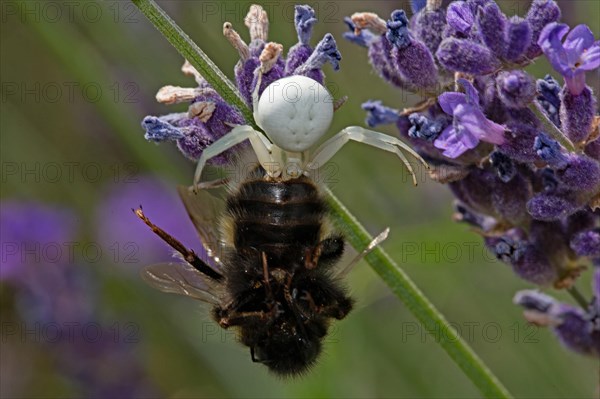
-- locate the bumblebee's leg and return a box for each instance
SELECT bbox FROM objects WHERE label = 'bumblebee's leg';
[306,126,428,186]
[193,125,273,189]
[133,207,223,281]
[217,310,270,328]
[336,228,390,278]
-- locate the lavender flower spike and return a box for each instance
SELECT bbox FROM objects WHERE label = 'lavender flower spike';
[436,37,499,75]
[539,23,600,95]
[433,79,505,158]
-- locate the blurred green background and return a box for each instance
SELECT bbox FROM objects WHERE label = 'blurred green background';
[1,0,599,398]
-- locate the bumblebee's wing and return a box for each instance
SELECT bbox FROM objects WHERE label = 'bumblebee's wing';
[177,184,227,269]
[141,262,223,305]
[334,228,390,278]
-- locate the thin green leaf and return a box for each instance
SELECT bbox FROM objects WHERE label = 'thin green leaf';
[131,1,513,397]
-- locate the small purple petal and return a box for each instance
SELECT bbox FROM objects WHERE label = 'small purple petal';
[453,104,505,145]
[438,92,467,115]
[539,22,571,75]
[436,37,500,75]
[362,101,400,127]
[564,24,596,55]
[434,125,478,158]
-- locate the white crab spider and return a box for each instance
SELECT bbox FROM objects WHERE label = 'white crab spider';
[193,72,428,188]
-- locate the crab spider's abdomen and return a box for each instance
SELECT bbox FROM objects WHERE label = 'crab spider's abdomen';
[255,75,334,152]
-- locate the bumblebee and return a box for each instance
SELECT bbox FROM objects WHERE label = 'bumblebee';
[136,73,425,376]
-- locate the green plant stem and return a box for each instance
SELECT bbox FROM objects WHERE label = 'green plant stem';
[325,188,511,398]
[131,1,512,397]
[529,103,576,152]
[567,286,590,310]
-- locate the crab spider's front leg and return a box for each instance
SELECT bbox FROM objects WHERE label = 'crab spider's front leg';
[306,126,429,186]
[193,125,274,189]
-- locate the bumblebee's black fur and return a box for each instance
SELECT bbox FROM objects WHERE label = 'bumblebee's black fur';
[209,175,353,376]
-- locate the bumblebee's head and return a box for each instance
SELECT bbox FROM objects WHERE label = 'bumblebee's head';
[252,323,324,377]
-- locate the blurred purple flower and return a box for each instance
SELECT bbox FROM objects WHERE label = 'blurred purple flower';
[95,176,205,268]
[0,201,77,282]
[434,79,505,158]
[539,23,600,95]
[514,287,600,357]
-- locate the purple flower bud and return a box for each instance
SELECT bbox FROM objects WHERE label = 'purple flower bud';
[554,307,600,356]
[537,75,562,127]
[570,229,600,257]
[446,1,474,35]
[450,168,496,215]
[560,86,597,144]
[476,2,507,58]
[235,57,261,105]
[381,10,439,90]
[514,290,600,357]
[295,33,341,82]
[504,17,532,62]
[585,138,600,161]
[497,122,538,162]
[492,173,532,225]
[525,0,561,59]
[555,155,600,192]
[343,17,375,47]
[410,7,447,53]
[294,5,316,46]
[367,38,411,89]
[285,6,317,76]
[436,37,500,75]
[362,101,400,127]
[488,229,556,285]
[490,151,516,182]
[534,133,568,167]
[141,116,227,164]
[408,113,445,141]
[527,190,580,221]
[386,10,411,49]
[496,70,536,108]
[142,115,185,142]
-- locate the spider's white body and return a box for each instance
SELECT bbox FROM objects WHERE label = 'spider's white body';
[193,73,427,188]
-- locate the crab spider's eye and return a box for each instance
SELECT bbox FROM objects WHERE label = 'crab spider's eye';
[255,75,334,152]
